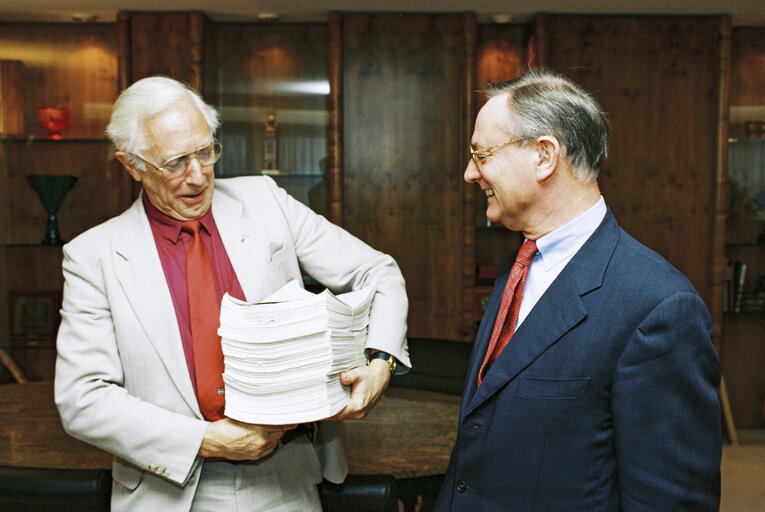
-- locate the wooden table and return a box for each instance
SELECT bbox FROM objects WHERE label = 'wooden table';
[0,382,460,478]
[344,386,461,478]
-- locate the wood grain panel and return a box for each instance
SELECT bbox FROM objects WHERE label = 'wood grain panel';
[537,15,723,312]
[128,13,208,91]
[0,60,24,135]
[460,15,476,339]
[342,14,469,340]
[722,313,765,427]
[328,13,344,226]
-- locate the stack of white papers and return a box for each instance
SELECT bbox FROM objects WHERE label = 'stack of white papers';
[218,280,375,424]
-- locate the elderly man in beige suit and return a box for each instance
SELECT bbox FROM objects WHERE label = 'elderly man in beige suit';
[54,76,410,511]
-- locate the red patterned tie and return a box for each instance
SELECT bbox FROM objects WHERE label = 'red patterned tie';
[478,240,537,385]
[182,220,225,421]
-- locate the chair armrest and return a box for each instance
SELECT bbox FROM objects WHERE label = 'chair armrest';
[318,474,398,512]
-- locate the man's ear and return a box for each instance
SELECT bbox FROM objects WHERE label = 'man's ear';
[534,136,560,182]
[115,151,143,183]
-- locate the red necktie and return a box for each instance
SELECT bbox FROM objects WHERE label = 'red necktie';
[478,240,537,385]
[182,220,225,421]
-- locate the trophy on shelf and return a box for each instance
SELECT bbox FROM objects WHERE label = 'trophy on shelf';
[27,174,77,245]
[262,112,280,175]
[36,106,71,140]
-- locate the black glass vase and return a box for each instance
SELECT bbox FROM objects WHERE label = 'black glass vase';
[27,175,78,245]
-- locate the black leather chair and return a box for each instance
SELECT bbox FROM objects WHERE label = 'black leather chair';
[319,474,398,512]
[0,466,398,512]
[389,338,472,512]
[0,466,111,512]
[390,338,472,396]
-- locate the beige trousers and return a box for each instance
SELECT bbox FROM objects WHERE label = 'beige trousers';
[191,438,323,512]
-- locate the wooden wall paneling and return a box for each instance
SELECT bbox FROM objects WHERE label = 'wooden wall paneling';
[125,12,208,91]
[342,13,470,341]
[534,15,724,318]
[460,15,476,339]
[328,13,344,226]
[0,60,24,135]
[722,312,765,427]
[712,18,732,354]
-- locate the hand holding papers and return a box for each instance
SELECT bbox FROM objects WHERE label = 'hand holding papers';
[218,280,374,425]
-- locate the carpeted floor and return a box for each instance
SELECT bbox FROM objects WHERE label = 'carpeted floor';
[721,429,765,512]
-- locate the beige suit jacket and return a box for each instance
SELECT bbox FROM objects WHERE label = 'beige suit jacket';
[54,176,409,511]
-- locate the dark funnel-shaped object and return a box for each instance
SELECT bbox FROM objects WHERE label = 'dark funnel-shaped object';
[27,174,78,245]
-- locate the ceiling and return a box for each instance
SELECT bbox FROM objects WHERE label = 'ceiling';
[2,0,765,25]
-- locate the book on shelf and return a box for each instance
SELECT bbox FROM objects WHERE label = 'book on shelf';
[734,261,747,313]
[724,259,748,313]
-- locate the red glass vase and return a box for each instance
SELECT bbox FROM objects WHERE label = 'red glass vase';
[36,106,71,140]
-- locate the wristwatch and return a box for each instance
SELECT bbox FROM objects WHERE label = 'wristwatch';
[367,351,397,374]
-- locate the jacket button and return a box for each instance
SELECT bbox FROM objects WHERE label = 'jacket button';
[457,480,467,493]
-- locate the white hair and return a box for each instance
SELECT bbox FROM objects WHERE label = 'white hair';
[106,76,219,170]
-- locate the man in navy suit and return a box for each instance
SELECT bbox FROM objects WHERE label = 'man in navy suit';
[435,68,721,511]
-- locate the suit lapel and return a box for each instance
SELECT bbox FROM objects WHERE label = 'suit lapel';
[211,190,268,302]
[113,198,200,415]
[464,211,620,416]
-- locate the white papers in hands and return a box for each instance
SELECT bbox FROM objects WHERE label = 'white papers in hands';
[218,279,374,424]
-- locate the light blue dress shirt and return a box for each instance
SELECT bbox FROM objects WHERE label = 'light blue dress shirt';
[517,197,607,327]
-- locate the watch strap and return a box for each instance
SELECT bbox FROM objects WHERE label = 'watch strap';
[367,351,397,374]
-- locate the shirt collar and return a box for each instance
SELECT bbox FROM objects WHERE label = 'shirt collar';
[142,193,214,243]
[534,196,607,271]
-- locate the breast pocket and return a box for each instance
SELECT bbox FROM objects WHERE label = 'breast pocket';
[516,377,590,398]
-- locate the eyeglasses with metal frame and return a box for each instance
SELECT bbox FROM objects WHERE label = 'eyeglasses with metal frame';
[468,137,527,166]
[132,139,223,179]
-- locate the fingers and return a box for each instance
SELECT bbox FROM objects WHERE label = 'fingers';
[339,367,360,386]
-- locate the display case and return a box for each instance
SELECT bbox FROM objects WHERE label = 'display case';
[205,23,329,217]
[0,23,127,383]
[723,25,765,428]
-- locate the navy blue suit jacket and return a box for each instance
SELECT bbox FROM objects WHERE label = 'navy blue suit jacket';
[435,210,721,512]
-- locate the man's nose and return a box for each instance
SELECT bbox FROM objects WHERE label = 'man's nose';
[185,157,206,183]
[464,158,481,183]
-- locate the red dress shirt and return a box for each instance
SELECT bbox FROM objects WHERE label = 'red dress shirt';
[143,195,246,394]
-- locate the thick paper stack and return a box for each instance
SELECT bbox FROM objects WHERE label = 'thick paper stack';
[218,280,374,424]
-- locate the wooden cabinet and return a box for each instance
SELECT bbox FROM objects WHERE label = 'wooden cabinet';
[0,23,128,383]
[204,23,330,217]
[724,26,765,428]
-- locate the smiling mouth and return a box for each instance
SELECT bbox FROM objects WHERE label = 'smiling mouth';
[485,189,495,197]
[182,190,206,200]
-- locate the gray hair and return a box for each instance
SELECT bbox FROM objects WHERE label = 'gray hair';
[485,68,609,183]
[105,76,219,171]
